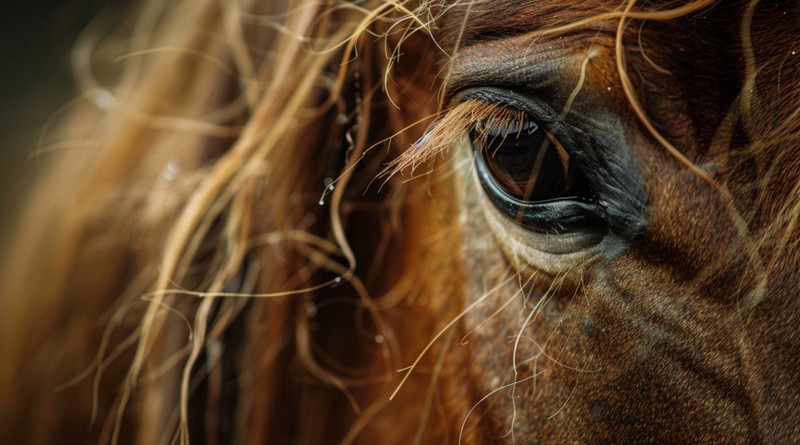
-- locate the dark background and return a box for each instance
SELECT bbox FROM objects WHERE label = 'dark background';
[1,0,109,236]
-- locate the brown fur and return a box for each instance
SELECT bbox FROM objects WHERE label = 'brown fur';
[1,0,799,443]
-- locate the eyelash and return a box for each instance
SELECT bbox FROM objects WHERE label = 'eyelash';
[382,99,515,177]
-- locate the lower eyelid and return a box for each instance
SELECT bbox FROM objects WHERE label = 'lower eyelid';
[473,174,607,265]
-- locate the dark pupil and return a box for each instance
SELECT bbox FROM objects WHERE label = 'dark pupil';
[477,122,577,202]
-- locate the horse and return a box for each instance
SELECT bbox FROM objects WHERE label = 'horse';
[1,0,799,443]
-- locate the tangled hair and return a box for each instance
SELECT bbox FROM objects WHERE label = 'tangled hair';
[1,0,799,443]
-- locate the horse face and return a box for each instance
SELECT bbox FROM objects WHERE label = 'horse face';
[3,1,799,444]
[395,1,800,442]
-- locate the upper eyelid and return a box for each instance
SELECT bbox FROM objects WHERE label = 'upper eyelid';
[455,88,584,162]
[455,88,564,131]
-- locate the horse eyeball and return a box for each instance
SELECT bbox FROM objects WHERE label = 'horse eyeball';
[471,119,581,202]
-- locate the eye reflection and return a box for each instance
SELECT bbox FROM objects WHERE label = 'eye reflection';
[472,119,581,203]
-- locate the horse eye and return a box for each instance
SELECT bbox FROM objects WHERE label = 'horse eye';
[470,115,601,233]
[472,119,584,203]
